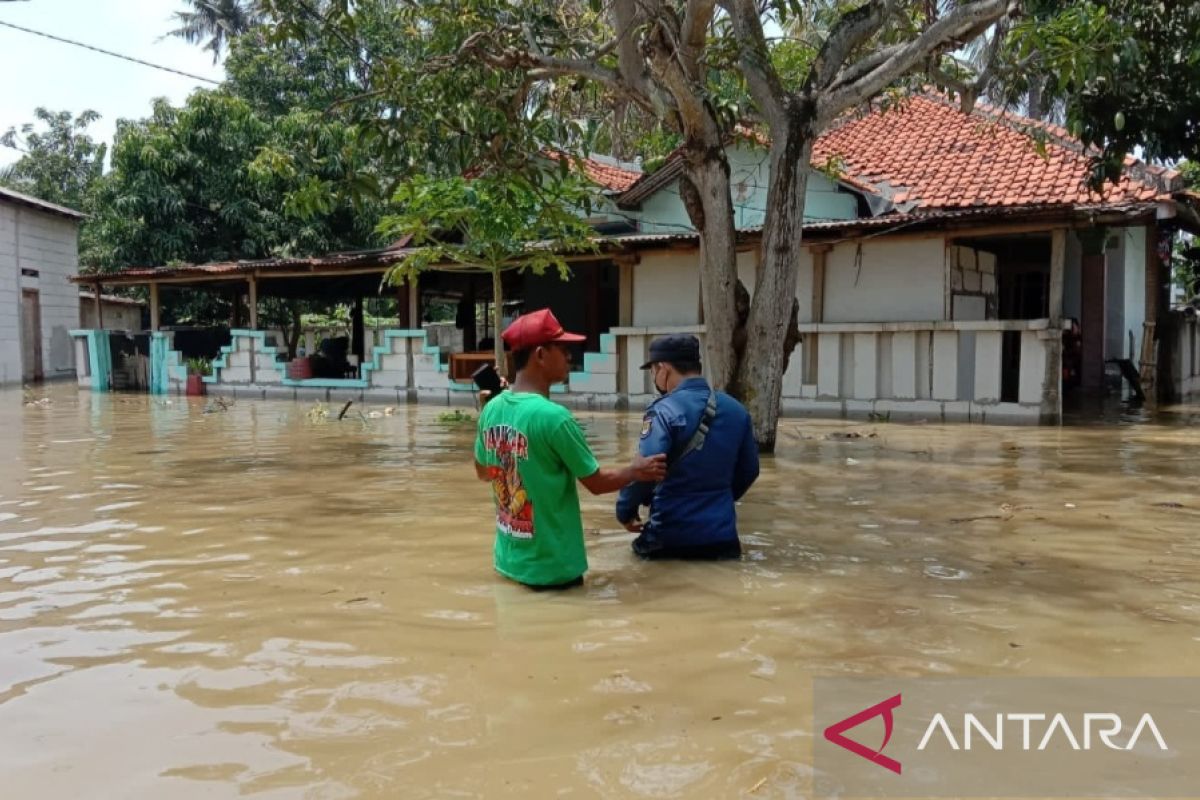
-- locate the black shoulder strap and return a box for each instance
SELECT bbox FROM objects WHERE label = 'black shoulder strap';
[673,389,717,466]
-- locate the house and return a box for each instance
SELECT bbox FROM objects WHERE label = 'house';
[1,187,85,385]
[68,94,1200,420]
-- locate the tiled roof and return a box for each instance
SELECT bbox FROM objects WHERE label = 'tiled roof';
[620,93,1177,211]
[545,150,642,192]
[812,94,1176,210]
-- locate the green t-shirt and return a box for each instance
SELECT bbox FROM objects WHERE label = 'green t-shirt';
[474,392,600,586]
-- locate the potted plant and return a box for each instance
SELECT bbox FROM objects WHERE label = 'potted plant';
[185,357,211,396]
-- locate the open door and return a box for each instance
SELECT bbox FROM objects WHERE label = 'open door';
[21,289,43,382]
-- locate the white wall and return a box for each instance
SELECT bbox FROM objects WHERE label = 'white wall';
[0,205,20,385]
[1105,231,1126,360]
[822,238,947,322]
[20,210,80,380]
[80,298,143,331]
[1123,226,1147,361]
[632,250,701,326]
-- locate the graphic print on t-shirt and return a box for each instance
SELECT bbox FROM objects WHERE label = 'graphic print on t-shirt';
[482,424,534,538]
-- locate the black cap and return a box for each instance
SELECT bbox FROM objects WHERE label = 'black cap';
[640,334,701,369]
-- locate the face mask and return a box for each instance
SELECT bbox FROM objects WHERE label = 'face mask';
[653,365,668,396]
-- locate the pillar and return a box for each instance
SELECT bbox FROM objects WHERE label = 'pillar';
[247,276,259,330]
[149,282,161,331]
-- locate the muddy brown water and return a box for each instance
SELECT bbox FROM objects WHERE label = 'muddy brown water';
[1,385,1198,798]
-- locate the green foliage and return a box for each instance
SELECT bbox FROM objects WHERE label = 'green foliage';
[168,0,263,62]
[89,91,381,274]
[379,171,597,283]
[436,409,475,425]
[1005,1,1200,182]
[185,356,212,376]
[0,108,106,211]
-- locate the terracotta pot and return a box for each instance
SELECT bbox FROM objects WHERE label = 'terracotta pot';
[186,374,206,396]
[288,357,313,380]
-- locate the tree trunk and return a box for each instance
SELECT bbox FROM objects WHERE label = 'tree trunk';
[737,116,814,453]
[492,268,505,373]
[680,145,739,392]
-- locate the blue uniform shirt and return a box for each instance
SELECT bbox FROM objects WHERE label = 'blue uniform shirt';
[615,376,760,550]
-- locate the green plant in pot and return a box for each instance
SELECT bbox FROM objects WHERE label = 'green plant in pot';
[185,357,211,396]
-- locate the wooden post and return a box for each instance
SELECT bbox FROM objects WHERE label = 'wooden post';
[616,254,635,326]
[93,282,104,329]
[149,282,160,332]
[247,276,259,329]
[806,245,830,385]
[398,281,411,328]
[408,274,419,329]
[1041,228,1067,422]
[352,296,365,362]
[810,245,829,323]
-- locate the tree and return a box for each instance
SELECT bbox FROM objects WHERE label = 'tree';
[0,107,106,210]
[88,89,382,344]
[169,0,264,62]
[997,1,1200,182]
[379,170,599,369]
[264,1,1018,450]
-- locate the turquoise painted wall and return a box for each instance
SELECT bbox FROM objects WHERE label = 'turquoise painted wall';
[632,143,859,234]
[69,330,113,391]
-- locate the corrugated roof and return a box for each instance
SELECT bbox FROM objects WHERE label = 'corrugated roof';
[0,186,86,220]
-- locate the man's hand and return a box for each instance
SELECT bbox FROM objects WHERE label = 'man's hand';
[630,452,667,483]
[620,514,644,533]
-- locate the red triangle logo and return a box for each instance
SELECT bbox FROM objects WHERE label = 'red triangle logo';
[823,693,903,774]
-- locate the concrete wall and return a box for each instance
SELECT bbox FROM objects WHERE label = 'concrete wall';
[1,202,81,384]
[1122,226,1147,362]
[1105,230,1126,360]
[0,205,19,385]
[822,238,947,322]
[80,298,143,332]
[635,144,860,234]
[632,250,701,326]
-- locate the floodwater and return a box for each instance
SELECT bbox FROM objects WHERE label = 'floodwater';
[1,384,1198,799]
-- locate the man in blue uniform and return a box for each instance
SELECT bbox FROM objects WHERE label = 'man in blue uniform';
[615,334,760,559]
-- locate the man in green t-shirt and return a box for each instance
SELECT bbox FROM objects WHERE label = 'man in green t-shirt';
[474,309,666,589]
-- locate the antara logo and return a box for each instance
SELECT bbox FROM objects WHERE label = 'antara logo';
[823,693,904,775]
[823,693,1170,776]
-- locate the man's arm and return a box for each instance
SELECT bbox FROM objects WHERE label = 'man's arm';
[548,413,667,496]
[580,453,667,495]
[731,413,760,501]
[615,408,673,521]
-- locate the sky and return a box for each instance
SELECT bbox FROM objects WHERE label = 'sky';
[0,0,226,166]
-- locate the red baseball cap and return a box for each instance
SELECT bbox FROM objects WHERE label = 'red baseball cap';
[501,308,585,350]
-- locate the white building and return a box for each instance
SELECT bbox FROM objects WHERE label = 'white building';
[1,187,85,385]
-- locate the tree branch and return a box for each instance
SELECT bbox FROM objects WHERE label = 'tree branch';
[817,0,1017,127]
[809,0,899,92]
[721,0,786,125]
[681,0,718,63]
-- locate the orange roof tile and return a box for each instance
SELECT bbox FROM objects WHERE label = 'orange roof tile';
[811,94,1177,210]
[619,93,1178,212]
[544,150,642,192]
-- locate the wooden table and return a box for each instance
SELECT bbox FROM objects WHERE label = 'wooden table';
[450,351,510,382]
